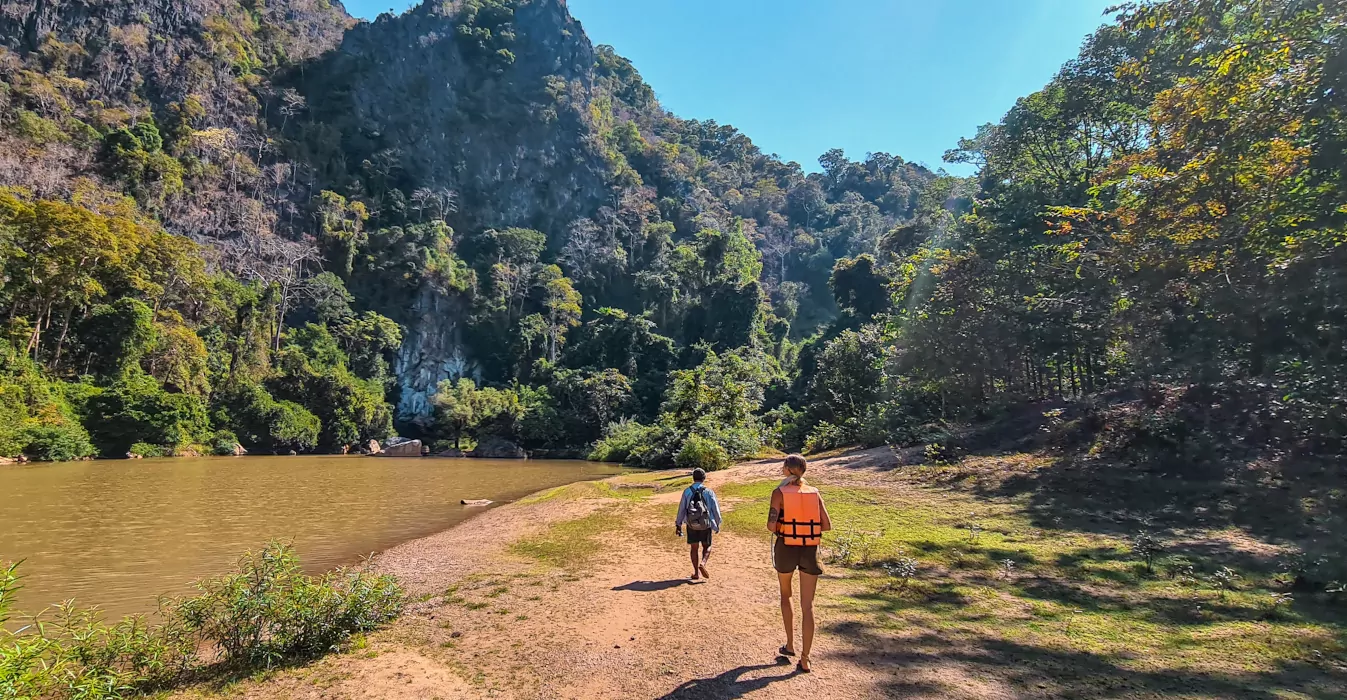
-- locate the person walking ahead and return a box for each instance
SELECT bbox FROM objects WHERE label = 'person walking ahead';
[768,454,831,673]
[675,468,722,580]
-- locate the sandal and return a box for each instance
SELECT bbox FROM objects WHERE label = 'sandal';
[796,659,812,673]
[778,645,796,657]
[698,563,710,579]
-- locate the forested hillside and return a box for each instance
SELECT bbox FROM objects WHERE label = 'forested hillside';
[0,0,1342,470]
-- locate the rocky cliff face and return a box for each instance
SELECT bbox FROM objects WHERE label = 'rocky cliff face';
[392,285,475,428]
[287,0,616,426]
[0,0,351,121]
[289,0,610,236]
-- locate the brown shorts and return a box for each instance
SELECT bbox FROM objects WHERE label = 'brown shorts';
[773,537,823,576]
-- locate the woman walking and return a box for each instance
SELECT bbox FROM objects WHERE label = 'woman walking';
[767,454,831,673]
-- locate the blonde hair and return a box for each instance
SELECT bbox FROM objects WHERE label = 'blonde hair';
[783,454,808,486]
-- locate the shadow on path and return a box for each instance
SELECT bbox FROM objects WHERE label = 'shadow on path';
[612,579,698,592]
[656,660,798,699]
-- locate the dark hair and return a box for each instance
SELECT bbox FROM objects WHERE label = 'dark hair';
[692,468,707,482]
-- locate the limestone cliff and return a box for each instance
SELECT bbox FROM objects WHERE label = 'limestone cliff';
[286,0,616,426]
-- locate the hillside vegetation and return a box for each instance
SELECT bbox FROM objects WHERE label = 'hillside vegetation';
[0,0,1342,484]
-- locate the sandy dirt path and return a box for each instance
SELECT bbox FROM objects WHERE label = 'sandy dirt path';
[183,449,953,700]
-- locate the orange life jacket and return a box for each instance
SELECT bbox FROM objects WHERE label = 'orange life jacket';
[777,483,823,546]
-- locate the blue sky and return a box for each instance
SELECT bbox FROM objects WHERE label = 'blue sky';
[342,0,1118,174]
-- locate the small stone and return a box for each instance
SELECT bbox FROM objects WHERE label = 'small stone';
[613,644,621,649]
[450,631,462,638]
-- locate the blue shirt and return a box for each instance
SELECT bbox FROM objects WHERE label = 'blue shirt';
[675,483,722,533]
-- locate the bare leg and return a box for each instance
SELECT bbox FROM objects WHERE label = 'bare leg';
[799,572,818,670]
[778,572,796,654]
[699,542,712,578]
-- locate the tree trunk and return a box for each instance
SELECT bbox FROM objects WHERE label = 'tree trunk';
[51,306,75,372]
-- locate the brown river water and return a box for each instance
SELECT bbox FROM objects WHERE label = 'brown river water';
[0,455,624,620]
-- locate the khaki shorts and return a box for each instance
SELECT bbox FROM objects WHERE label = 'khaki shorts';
[773,537,823,576]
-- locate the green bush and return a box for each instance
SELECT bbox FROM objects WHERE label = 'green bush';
[83,373,211,457]
[589,419,674,467]
[269,325,393,452]
[19,423,96,461]
[210,430,242,456]
[675,433,730,471]
[213,382,320,454]
[128,442,168,458]
[0,340,95,461]
[14,109,69,144]
[0,543,404,697]
[173,543,404,667]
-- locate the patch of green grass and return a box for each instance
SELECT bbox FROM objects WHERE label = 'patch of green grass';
[517,480,653,504]
[509,509,629,569]
[712,478,1347,678]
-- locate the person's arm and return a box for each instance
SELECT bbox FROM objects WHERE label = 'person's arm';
[818,493,833,533]
[675,488,689,532]
[707,489,722,532]
[766,488,783,534]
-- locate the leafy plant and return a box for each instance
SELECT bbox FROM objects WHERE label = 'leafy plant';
[173,543,404,667]
[924,442,962,465]
[883,557,919,592]
[1131,532,1166,574]
[0,543,404,697]
[128,442,168,458]
[1211,567,1241,596]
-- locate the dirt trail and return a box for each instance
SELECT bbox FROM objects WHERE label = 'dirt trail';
[191,449,950,700]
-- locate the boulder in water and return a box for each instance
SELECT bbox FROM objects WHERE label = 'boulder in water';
[367,439,381,454]
[461,499,493,506]
[437,448,466,458]
[467,436,526,459]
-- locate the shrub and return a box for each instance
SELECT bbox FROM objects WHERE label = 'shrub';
[213,382,320,454]
[20,423,96,461]
[14,109,68,144]
[173,543,404,667]
[83,373,211,457]
[128,442,168,458]
[883,557,919,592]
[210,430,241,456]
[0,560,196,698]
[826,528,883,566]
[923,442,963,465]
[1131,532,1166,574]
[589,419,673,467]
[674,433,729,471]
[0,543,404,696]
[804,421,849,454]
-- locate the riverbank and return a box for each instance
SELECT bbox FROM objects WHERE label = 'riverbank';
[172,449,1347,699]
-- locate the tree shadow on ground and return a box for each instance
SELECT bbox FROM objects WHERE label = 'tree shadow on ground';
[654,659,799,699]
[827,621,1347,699]
[612,579,697,592]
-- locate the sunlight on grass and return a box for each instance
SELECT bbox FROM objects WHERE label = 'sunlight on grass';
[712,478,1347,678]
[509,509,630,569]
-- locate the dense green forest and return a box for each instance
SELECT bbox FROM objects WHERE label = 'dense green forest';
[0,0,1343,471]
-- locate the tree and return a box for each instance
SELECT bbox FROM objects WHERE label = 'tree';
[430,378,523,449]
[829,255,889,321]
[537,265,582,362]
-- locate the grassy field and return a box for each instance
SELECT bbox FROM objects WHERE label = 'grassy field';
[707,466,1347,697]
